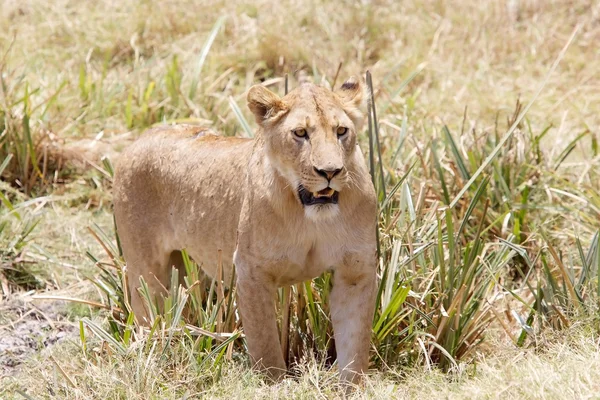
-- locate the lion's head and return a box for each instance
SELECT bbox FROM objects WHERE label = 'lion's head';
[247,78,367,221]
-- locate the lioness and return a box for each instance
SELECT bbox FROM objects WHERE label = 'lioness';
[113,77,377,384]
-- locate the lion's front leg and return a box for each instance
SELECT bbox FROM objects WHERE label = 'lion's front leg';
[330,252,377,384]
[236,265,286,380]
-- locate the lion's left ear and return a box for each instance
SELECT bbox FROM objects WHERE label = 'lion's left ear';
[337,76,368,129]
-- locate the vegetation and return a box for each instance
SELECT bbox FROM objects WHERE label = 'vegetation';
[1,0,599,398]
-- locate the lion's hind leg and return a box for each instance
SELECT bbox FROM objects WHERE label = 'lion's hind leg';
[118,230,175,324]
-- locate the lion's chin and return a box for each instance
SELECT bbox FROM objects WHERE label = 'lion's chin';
[303,203,340,222]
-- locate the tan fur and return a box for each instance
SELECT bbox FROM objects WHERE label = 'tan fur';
[113,79,377,384]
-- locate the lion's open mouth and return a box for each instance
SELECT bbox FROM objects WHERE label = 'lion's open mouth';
[298,185,339,206]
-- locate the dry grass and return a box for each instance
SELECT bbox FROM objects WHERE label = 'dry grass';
[3,322,600,399]
[1,0,600,398]
[2,0,599,143]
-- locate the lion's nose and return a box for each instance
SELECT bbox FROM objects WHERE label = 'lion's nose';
[314,167,342,181]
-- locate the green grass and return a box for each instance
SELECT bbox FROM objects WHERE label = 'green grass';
[1,0,600,398]
[0,187,45,295]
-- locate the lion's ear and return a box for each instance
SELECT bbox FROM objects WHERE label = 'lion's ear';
[337,76,367,108]
[247,85,288,125]
[337,76,368,128]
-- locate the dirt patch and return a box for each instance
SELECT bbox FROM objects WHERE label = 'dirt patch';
[0,294,77,377]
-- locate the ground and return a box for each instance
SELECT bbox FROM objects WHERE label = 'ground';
[1,0,599,399]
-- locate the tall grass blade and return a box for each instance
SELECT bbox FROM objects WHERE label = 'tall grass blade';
[380,63,425,114]
[366,71,386,198]
[81,317,127,356]
[365,71,381,261]
[432,140,450,205]
[228,96,253,137]
[443,125,470,180]
[456,176,489,237]
[0,153,13,176]
[366,73,376,187]
[188,16,226,99]
[553,130,589,170]
[379,162,414,214]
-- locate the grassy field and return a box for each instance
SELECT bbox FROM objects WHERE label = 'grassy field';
[1,0,600,398]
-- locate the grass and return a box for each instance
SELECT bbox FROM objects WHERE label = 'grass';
[0,193,44,295]
[1,0,600,398]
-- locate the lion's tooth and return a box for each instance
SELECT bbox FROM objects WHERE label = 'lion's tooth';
[312,188,335,198]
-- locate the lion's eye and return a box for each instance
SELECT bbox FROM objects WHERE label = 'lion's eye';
[293,128,307,138]
[337,126,348,136]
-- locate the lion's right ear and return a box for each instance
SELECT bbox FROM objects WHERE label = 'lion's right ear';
[247,85,288,125]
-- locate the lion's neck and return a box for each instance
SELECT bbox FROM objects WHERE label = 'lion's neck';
[246,140,304,220]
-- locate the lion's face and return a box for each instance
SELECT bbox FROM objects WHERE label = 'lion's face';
[247,78,366,221]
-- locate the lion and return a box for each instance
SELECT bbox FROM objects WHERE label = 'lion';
[112,77,377,384]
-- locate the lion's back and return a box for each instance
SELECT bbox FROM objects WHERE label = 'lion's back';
[113,124,253,246]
